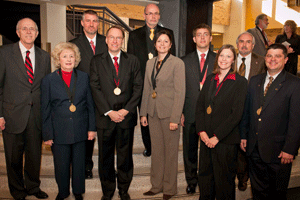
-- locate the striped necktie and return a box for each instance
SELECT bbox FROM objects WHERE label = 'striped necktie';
[25,50,34,84]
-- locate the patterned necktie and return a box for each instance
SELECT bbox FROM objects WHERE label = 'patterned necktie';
[25,50,34,84]
[261,30,268,46]
[264,76,273,96]
[239,57,246,77]
[150,29,155,40]
[156,60,162,72]
[200,53,206,72]
[90,40,96,55]
[113,57,119,76]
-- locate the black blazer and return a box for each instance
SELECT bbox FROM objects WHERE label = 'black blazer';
[196,73,248,144]
[70,33,107,75]
[41,69,96,144]
[0,42,51,133]
[127,25,176,79]
[90,51,143,130]
[181,50,216,123]
[240,70,300,163]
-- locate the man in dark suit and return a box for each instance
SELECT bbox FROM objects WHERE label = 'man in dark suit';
[180,23,216,194]
[70,10,107,179]
[235,31,265,191]
[127,3,176,157]
[0,18,51,200]
[240,44,300,200]
[90,26,143,200]
[247,14,272,56]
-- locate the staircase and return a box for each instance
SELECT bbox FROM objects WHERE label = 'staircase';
[1,125,300,200]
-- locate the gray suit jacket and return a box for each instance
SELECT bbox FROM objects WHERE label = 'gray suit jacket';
[247,27,267,57]
[0,42,51,133]
[140,54,185,124]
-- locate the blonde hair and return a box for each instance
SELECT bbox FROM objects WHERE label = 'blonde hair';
[51,42,81,68]
[283,20,298,36]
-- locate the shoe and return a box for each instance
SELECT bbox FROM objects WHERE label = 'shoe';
[163,194,174,200]
[55,195,64,200]
[31,190,48,199]
[186,184,196,194]
[143,190,159,196]
[238,180,247,191]
[15,198,26,200]
[101,196,111,200]
[143,149,151,157]
[119,192,131,200]
[74,194,83,200]
[85,170,93,179]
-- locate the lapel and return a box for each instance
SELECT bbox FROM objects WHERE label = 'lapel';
[12,43,28,81]
[79,34,94,57]
[32,47,43,87]
[102,52,115,84]
[191,51,200,80]
[262,70,286,112]
[95,33,106,55]
[141,25,149,59]
[118,51,129,87]
[255,27,265,45]
[249,53,258,79]
[206,50,215,75]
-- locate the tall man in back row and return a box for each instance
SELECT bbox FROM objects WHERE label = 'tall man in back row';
[180,24,216,194]
[127,3,176,157]
[70,9,107,179]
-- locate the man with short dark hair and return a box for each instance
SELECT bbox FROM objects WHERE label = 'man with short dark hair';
[90,26,143,200]
[181,23,216,194]
[240,43,300,200]
[127,3,176,157]
[70,9,107,179]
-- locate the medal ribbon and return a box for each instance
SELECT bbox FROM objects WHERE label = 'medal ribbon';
[151,53,171,90]
[59,68,77,106]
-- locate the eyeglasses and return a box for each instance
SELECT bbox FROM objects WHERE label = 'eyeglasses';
[19,27,37,32]
[107,36,123,41]
[145,12,160,16]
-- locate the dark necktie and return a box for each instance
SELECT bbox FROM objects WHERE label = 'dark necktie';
[261,30,268,46]
[238,57,246,77]
[156,60,162,72]
[264,76,273,96]
[90,40,95,55]
[113,57,119,76]
[200,53,205,72]
[25,50,34,84]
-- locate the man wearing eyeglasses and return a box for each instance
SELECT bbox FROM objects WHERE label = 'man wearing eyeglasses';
[127,3,176,158]
[90,26,143,200]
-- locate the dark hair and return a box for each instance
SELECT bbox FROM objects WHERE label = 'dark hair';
[106,25,125,38]
[82,10,99,21]
[153,29,173,53]
[212,44,237,74]
[266,43,288,58]
[192,23,212,37]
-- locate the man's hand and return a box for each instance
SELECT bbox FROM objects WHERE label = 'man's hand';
[88,131,96,140]
[240,139,247,152]
[108,111,124,123]
[44,140,54,146]
[169,123,178,131]
[140,116,148,127]
[278,151,294,164]
[118,109,129,118]
[0,118,5,130]
[180,114,185,127]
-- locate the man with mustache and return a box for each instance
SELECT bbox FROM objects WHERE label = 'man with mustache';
[236,31,265,191]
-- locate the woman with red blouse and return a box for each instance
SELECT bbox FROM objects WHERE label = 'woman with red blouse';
[195,44,248,200]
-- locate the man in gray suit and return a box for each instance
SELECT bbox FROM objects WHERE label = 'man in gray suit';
[247,14,272,56]
[236,31,265,191]
[0,18,51,200]
[181,24,216,194]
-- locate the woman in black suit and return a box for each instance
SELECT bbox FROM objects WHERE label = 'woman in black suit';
[195,44,248,200]
[41,42,96,200]
[275,20,300,75]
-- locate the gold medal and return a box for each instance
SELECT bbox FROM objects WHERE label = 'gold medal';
[207,105,212,114]
[69,103,76,112]
[114,87,121,95]
[148,53,153,60]
[257,107,262,115]
[152,91,157,99]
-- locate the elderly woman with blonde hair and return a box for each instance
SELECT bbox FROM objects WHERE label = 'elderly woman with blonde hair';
[41,42,96,200]
[275,20,300,75]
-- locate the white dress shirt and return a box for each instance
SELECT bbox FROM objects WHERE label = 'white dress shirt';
[19,41,35,72]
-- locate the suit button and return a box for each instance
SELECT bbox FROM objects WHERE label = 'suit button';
[258,118,261,121]
[256,132,258,135]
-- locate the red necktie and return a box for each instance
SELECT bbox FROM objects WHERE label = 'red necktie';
[25,50,34,84]
[200,53,206,72]
[90,40,95,55]
[113,57,119,76]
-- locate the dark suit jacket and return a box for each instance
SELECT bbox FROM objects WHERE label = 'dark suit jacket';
[240,70,300,163]
[0,42,51,133]
[196,73,248,144]
[90,51,143,130]
[181,50,216,123]
[41,69,96,144]
[127,25,176,79]
[70,33,107,75]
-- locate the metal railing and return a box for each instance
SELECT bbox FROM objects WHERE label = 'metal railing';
[67,5,132,51]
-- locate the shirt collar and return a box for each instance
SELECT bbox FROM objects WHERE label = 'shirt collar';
[19,41,34,54]
[197,49,209,59]
[108,51,121,63]
[86,34,97,45]
[266,70,281,81]
[215,73,236,81]
[238,53,252,60]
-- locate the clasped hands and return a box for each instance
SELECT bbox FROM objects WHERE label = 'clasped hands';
[199,131,219,148]
[44,131,96,146]
[140,116,178,131]
[108,109,129,123]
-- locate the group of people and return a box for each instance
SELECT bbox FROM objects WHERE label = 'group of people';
[0,3,300,200]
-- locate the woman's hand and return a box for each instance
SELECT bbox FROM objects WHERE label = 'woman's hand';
[88,131,96,140]
[206,136,219,148]
[44,140,54,146]
[287,47,295,54]
[199,131,209,144]
[140,116,148,127]
[169,123,178,131]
